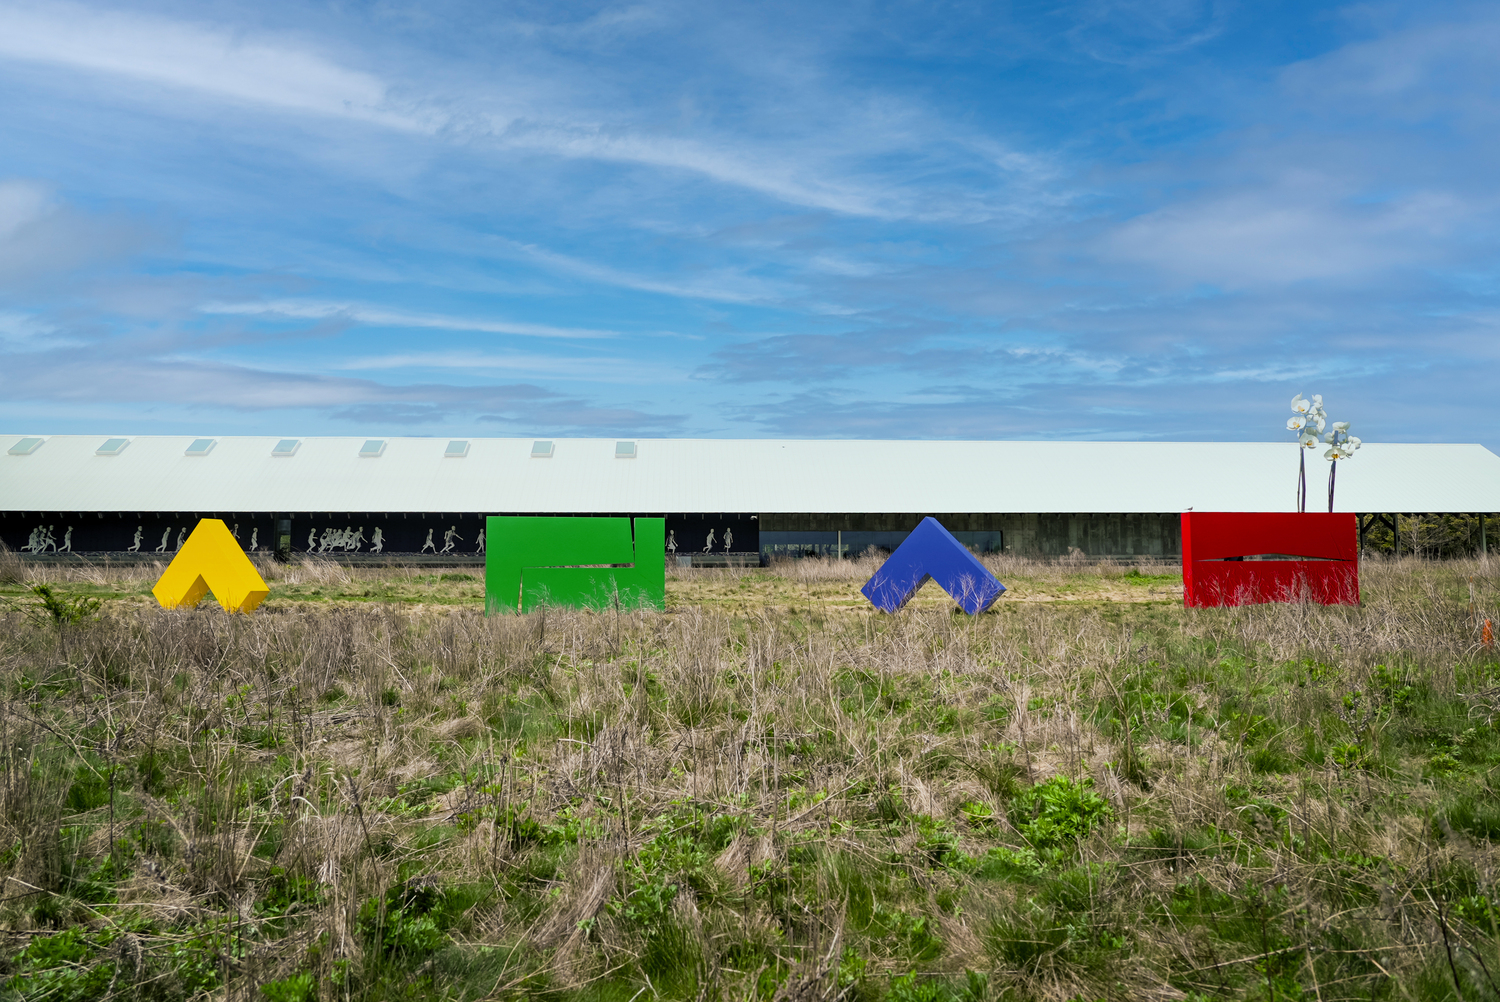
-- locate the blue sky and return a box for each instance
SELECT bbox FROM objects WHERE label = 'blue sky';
[1,1,1498,446]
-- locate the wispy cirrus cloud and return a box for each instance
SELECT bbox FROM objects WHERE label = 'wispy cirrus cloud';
[0,1,430,129]
[199,300,619,339]
[1097,183,1472,287]
[0,2,1060,224]
[331,350,682,384]
[0,345,686,431]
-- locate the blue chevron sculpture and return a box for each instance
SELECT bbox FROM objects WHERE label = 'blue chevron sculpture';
[861,517,1006,614]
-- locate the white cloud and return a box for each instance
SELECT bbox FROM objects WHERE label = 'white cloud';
[0,1,432,129]
[0,180,51,239]
[494,122,896,218]
[1099,183,1468,287]
[1280,15,1500,110]
[496,237,785,304]
[0,177,156,285]
[199,300,618,339]
[332,350,681,383]
[0,309,72,350]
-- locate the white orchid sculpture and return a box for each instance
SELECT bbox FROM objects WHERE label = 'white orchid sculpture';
[1288,394,1360,512]
[1323,420,1361,512]
[1287,393,1326,512]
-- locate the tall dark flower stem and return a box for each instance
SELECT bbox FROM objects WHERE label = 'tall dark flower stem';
[1298,449,1307,513]
[1323,425,1358,512]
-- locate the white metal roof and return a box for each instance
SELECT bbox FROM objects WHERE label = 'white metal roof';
[2,435,1498,514]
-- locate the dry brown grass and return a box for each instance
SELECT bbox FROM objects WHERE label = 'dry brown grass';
[0,556,1496,1000]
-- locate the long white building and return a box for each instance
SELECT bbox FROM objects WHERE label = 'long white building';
[4,435,1498,559]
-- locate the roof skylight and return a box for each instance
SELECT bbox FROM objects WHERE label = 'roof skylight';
[96,438,130,456]
[445,440,470,458]
[531,440,554,458]
[615,441,637,458]
[271,439,300,457]
[359,439,386,458]
[185,438,216,457]
[7,437,43,456]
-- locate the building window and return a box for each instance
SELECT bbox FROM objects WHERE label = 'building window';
[185,438,216,456]
[615,441,637,459]
[272,439,300,457]
[445,440,470,458]
[531,440,554,458]
[96,438,130,456]
[359,440,386,458]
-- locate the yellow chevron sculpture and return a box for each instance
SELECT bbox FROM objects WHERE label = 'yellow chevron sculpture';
[152,518,269,613]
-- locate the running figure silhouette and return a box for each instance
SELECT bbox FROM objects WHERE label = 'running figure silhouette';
[441,526,462,554]
[128,526,143,552]
[703,529,716,553]
[420,529,436,553]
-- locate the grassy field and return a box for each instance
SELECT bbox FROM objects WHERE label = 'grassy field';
[0,551,1496,1001]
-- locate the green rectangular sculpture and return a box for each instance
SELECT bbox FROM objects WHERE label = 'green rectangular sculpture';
[485,516,665,614]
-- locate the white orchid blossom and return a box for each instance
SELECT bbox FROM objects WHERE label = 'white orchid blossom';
[1324,422,1357,458]
[1288,393,1361,512]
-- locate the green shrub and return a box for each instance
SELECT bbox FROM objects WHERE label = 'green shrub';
[358,881,448,964]
[888,971,950,1002]
[2,929,112,1001]
[261,972,317,1002]
[974,846,1044,879]
[1011,775,1113,849]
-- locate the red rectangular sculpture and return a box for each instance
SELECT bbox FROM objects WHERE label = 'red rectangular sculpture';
[1181,512,1359,608]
